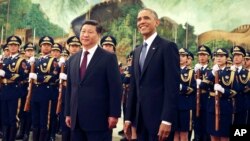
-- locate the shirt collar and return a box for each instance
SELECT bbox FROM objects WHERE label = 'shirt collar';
[11,53,19,59]
[144,32,157,48]
[220,66,226,70]
[236,65,242,72]
[82,44,98,55]
[202,64,208,69]
[41,54,50,58]
[181,66,186,69]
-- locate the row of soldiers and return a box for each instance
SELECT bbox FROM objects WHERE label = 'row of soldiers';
[175,45,250,141]
[0,34,132,141]
[0,35,84,141]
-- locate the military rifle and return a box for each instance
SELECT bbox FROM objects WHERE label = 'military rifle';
[215,70,220,131]
[24,61,35,111]
[56,62,65,114]
[196,69,201,117]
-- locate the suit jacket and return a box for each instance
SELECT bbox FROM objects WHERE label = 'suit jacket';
[65,46,122,131]
[125,35,180,134]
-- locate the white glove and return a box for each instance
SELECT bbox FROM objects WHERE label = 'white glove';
[180,84,182,91]
[59,73,67,80]
[58,57,65,67]
[230,65,236,72]
[214,84,225,94]
[196,79,202,87]
[0,69,5,77]
[194,64,202,72]
[28,56,35,64]
[212,64,220,76]
[29,73,37,80]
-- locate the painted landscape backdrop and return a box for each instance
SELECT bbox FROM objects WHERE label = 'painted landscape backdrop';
[1,0,250,62]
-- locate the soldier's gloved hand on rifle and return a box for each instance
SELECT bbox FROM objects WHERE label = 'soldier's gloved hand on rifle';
[28,56,35,64]
[194,64,202,72]
[180,84,182,91]
[0,69,5,77]
[58,57,65,67]
[29,73,37,80]
[59,73,67,80]
[196,79,201,86]
[214,84,225,93]
[212,64,220,76]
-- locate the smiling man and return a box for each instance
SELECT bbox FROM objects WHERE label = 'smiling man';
[124,8,180,141]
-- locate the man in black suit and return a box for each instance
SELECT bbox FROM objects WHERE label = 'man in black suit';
[65,20,122,141]
[124,8,180,141]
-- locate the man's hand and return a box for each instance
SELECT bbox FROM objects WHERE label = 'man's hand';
[65,116,71,128]
[158,123,171,141]
[123,122,132,140]
[108,117,118,129]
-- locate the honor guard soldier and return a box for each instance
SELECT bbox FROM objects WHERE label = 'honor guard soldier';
[61,49,69,59]
[0,44,10,139]
[245,51,250,71]
[58,36,81,141]
[226,57,233,67]
[67,36,82,55]
[51,43,62,59]
[193,45,212,141]
[28,36,59,141]
[198,48,238,141]
[47,42,62,141]
[20,47,25,58]
[120,52,137,141]
[245,51,250,124]
[0,35,29,141]
[230,46,249,125]
[100,35,117,53]
[187,51,194,69]
[1,44,10,58]
[174,48,196,141]
[16,42,36,141]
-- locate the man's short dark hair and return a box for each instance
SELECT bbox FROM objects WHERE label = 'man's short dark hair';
[139,8,159,19]
[80,20,103,34]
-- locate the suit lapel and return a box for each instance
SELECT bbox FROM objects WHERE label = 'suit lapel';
[75,51,82,83]
[81,46,103,83]
[134,45,142,80]
[140,36,160,78]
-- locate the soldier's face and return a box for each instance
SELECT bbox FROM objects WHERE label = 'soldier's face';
[25,49,34,58]
[215,55,227,66]
[180,54,188,66]
[137,10,159,40]
[41,43,52,54]
[187,57,192,66]
[233,54,244,65]
[69,45,80,55]
[3,49,10,57]
[80,24,100,49]
[245,58,250,68]
[198,53,209,64]
[51,50,61,58]
[102,44,115,53]
[8,44,19,54]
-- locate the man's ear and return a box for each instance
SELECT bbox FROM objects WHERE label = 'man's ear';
[155,19,160,27]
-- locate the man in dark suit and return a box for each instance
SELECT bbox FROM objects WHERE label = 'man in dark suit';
[65,20,122,141]
[124,8,180,141]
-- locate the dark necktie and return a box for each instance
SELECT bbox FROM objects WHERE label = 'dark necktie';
[236,67,239,73]
[80,51,89,80]
[139,42,147,71]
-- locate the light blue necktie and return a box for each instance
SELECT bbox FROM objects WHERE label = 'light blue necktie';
[139,42,147,71]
